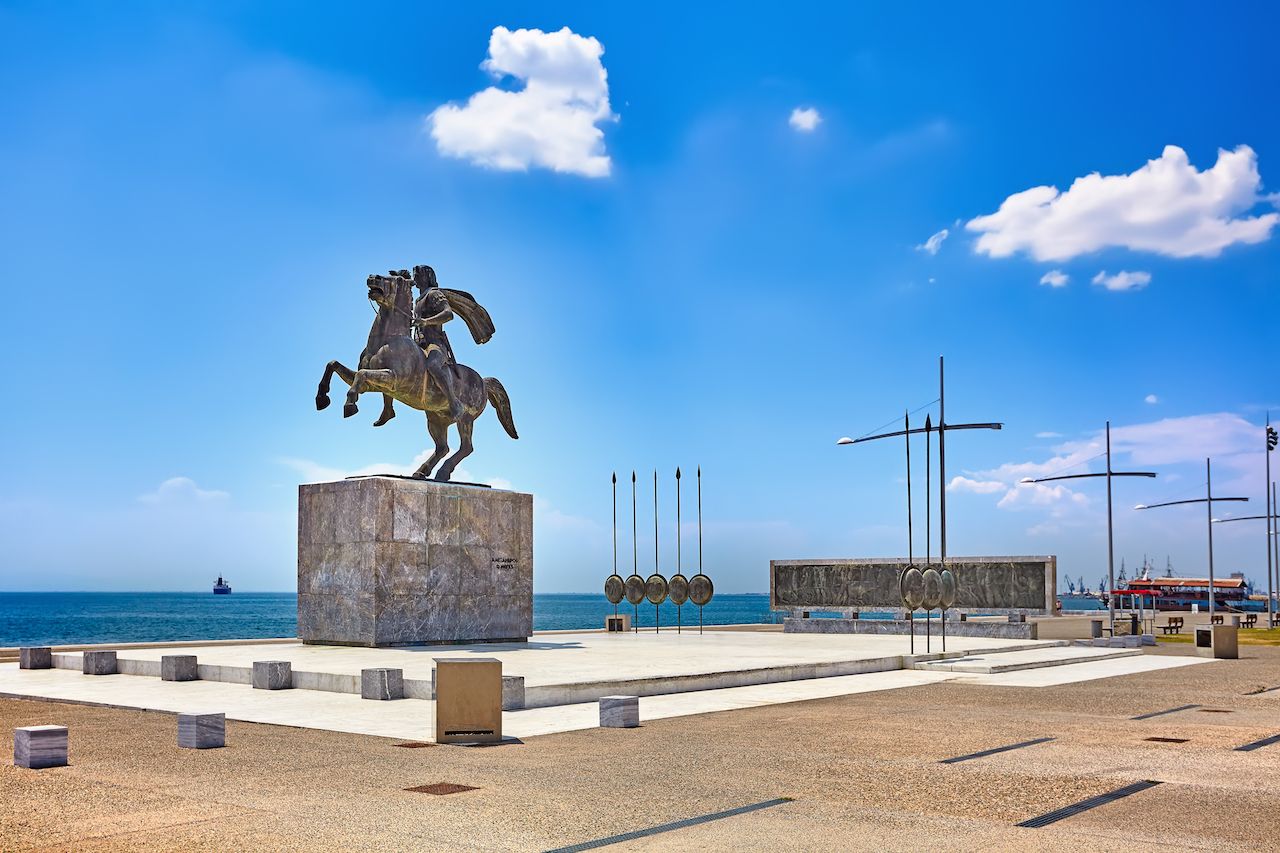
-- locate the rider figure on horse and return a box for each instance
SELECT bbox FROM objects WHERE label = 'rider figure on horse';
[374,264,496,427]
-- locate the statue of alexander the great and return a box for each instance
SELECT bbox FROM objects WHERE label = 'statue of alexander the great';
[316,264,517,482]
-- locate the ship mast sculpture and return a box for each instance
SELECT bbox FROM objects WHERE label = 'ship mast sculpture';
[315,265,518,481]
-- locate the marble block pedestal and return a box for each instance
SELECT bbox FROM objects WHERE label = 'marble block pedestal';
[361,668,404,700]
[14,725,68,769]
[599,696,640,728]
[19,647,52,669]
[177,713,225,749]
[253,660,292,690]
[298,477,533,646]
[82,651,117,675]
[162,655,200,682]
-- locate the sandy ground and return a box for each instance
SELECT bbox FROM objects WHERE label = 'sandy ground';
[3,646,1279,852]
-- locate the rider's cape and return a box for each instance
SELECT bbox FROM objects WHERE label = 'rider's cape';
[441,288,495,345]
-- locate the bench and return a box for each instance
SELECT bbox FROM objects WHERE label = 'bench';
[1241,614,1258,629]
[1160,616,1184,635]
[1210,614,1224,625]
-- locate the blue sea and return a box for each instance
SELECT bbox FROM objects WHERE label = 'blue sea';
[0,592,783,647]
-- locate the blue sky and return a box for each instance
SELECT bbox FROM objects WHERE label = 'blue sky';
[1,2,1277,593]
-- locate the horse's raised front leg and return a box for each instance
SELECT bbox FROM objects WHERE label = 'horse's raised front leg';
[316,360,356,411]
[434,415,474,482]
[343,369,395,418]
[413,414,451,479]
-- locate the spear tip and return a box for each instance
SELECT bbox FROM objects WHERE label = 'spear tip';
[676,467,682,478]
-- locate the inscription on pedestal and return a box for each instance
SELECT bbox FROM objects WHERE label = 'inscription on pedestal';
[298,477,533,647]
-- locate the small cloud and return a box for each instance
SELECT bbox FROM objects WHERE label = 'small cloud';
[928,277,936,284]
[428,26,615,178]
[1092,270,1151,291]
[788,106,821,132]
[916,228,949,255]
[138,477,229,505]
[947,476,1006,494]
[1144,394,1159,404]
[1039,270,1069,288]
[1035,431,1064,439]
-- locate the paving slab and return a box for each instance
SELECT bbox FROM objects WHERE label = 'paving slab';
[916,645,1142,673]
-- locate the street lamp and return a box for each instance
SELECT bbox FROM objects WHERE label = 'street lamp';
[1134,458,1248,619]
[836,356,1002,650]
[1019,421,1154,630]
[1212,478,1279,627]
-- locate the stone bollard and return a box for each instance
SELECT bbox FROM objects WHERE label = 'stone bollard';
[361,668,404,700]
[82,650,118,675]
[161,655,200,682]
[599,695,640,728]
[19,647,52,670]
[177,713,225,749]
[14,725,68,769]
[1090,619,1104,639]
[252,660,292,690]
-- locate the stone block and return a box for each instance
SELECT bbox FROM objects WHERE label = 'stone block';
[361,668,404,700]
[1090,619,1103,639]
[19,647,52,670]
[298,477,533,646]
[82,650,117,675]
[161,655,200,682]
[252,660,292,690]
[599,695,640,728]
[605,613,631,632]
[177,713,225,749]
[14,725,68,769]
[502,675,525,711]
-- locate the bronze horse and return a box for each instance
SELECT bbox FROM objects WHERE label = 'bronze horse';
[315,273,518,481]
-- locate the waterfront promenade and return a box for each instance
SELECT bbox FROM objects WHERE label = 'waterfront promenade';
[4,639,1278,850]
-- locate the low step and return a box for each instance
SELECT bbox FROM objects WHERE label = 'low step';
[912,646,1142,674]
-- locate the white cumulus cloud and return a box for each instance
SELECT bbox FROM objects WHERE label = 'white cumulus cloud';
[1144,394,1159,404]
[428,26,615,178]
[1092,270,1151,291]
[966,145,1279,261]
[917,228,949,255]
[789,106,822,132]
[138,477,229,505]
[1039,270,1069,288]
[947,476,1006,494]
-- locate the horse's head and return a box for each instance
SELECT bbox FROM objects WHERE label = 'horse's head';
[366,273,412,315]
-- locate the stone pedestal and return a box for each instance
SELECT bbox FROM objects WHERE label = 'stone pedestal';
[177,713,225,749]
[19,647,52,670]
[253,660,292,690]
[1195,624,1239,659]
[82,651,117,675]
[162,655,200,682]
[599,695,640,728]
[361,668,404,700]
[298,477,533,646]
[14,725,68,769]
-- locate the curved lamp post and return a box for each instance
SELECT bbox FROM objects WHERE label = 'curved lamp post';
[1134,458,1247,619]
[1018,421,1155,630]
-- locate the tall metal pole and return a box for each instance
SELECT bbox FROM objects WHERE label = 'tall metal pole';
[1106,421,1116,628]
[939,356,947,566]
[905,410,914,654]
[1267,416,1274,628]
[653,470,660,634]
[612,473,618,619]
[1273,481,1278,627]
[1206,458,1215,619]
[632,471,638,633]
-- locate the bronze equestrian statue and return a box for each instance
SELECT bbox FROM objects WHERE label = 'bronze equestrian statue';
[315,265,517,482]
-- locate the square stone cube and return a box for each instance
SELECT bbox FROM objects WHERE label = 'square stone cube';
[14,725,68,769]
[19,647,52,670]
[361,668,404,700]
[82,650,117,675]
[177,713,225,749]
[161,655,200,682]
[252,660,292,690]
[599,695,639,728]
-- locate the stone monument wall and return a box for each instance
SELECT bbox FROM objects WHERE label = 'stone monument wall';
[770,556,1056,614]
[298,477,532,646]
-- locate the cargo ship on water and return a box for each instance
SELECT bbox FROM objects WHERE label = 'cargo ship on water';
[213,575,232,594]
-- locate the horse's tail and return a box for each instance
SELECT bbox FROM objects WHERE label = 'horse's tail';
[484,377,519,439]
